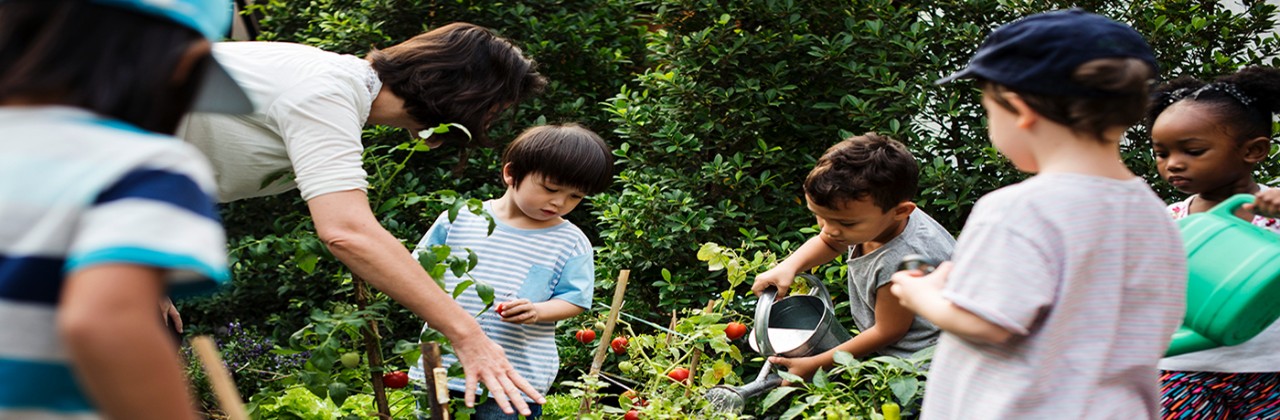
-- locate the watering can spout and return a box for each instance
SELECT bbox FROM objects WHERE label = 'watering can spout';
[1166,327,1221,357]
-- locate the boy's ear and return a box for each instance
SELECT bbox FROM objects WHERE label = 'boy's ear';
[1005,93,1039,129]
[501,162,516,188]
[1242,136,1271,164]
[892,201,916,219]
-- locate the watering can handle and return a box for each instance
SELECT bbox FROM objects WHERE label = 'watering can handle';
[1209,194,1256,219]
[798,273,836,312]
[1166,325,1221,357]
[754,287,777,357]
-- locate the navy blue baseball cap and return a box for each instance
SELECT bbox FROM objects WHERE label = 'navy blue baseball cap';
[937,9,1157,97]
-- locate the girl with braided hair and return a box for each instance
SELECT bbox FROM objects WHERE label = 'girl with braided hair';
[1148,65,1280,420]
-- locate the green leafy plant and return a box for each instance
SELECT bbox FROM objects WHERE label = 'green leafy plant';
[761,348,932,420]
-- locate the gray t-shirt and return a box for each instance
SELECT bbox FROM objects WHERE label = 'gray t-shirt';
[846,208,955,358]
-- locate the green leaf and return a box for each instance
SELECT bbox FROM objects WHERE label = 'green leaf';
[812,367,829,389]
[466,248,479,271]
[475,281,495,306]
[296,252,319,274]
[833,350,857,367]
[777,370,804,384]
[761,386,801,411]
[452,280,474,299]
[780,401,809,420]
[889,376,919,405]
[327,382,348,406]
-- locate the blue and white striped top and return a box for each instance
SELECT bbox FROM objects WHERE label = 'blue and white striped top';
[408,201,595,400]
[0,107,228,420]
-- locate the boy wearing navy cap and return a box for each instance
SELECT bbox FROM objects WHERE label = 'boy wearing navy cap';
[889,10,1187,418]
[0,0,250,418]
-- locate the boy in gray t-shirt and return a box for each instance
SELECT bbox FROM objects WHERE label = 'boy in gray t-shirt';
[751,133,955,379]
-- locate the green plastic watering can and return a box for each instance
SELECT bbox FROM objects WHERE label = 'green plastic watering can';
[1167,194,1280,356]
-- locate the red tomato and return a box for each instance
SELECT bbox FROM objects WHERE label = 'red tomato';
[725,322,748,340]
[667,367,690,383]
[624,409,641,420]
[496,303,505,316]
[382,370,409,389]
[611,337,629,355]
[575,328,596,344]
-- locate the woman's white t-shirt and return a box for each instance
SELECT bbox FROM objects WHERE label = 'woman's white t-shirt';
[179,41,381,202]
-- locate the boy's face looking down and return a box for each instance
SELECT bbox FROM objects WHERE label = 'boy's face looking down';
[503,167,586,226]
[806,194,914,250]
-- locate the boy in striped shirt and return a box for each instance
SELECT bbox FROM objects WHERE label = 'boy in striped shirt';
[410,124,613,419]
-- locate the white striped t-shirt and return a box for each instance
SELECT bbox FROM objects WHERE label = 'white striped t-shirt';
[408,201,595,400]
[0,106,228,420]
[922,173,1186,419]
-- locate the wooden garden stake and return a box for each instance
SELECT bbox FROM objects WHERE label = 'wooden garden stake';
[577,270,630,418]
[355,275,392,419]
[420,342,450,420]
[684,299,717,398]
[191,335,248,420]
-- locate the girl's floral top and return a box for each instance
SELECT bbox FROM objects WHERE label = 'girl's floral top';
[1167,185,1280,233]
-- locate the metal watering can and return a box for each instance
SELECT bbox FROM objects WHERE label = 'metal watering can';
[704,274,854,415]
[1167,194,1280,356]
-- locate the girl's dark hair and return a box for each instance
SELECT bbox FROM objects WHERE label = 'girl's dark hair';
[805,132,918,212]
[369,23,548,145]
[0,1,209,134]
[1145,66,1280,141]
[503,124,614,195]
[981,58,1154,142]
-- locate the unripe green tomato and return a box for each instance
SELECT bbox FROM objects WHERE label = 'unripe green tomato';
[618,361,635,373]
[340,352,361,369]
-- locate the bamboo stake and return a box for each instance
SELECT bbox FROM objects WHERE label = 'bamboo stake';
[355,275,392,419]
[684,299,717,398]
[191,336,248,420]
[576,270,630,418]
[420,342,450,420]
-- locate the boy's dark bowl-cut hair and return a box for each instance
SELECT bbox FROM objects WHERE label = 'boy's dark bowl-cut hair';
[805,132,918,212]
[502,124,614,195]
[0,0,210,134]
[369,22,548,146]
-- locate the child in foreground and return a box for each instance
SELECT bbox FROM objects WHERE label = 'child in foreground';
[889,10,1187,418]
[0,0,250,418]
[410,124,613,419]
[1147,65,1280,419]
[751,133,955,379]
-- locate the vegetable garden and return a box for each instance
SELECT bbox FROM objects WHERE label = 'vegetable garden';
[179,0,1280,418]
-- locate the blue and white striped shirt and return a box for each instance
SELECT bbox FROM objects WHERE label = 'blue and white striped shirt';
[408,201,595,400]
[0,107,227,420]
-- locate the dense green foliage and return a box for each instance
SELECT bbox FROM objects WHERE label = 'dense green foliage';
[178,0,1280,416]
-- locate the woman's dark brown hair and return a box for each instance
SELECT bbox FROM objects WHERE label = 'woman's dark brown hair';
[981,57,1154,142]
[368,23,548,145]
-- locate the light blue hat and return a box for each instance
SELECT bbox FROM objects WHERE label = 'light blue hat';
[89,0,254,114]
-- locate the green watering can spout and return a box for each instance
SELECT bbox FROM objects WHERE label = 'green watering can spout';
[1167,194,1280,357]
